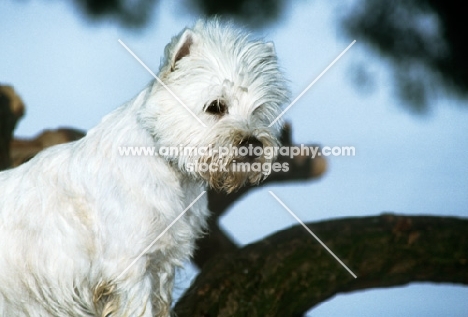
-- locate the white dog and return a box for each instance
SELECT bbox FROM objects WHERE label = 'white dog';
[0,19,289,316]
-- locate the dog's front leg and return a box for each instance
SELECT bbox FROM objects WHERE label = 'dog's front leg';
[93,274,160,317]
[150,259,176,317]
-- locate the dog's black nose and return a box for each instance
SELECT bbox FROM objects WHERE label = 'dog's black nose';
[238,137,263,161]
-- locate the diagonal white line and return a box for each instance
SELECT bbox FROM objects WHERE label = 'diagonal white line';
[115,191,207,281]
[118,39,207,127]
[269,40,356,127]
[269,191,357,278]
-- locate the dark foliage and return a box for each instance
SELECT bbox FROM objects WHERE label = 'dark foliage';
[343,0,468,111]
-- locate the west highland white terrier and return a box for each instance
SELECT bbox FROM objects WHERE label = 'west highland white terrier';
[0,19,289,316]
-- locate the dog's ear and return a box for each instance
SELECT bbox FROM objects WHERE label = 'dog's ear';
[265,41,276,55]
[171,29,195,71]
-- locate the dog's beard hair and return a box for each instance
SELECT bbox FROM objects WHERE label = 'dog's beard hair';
[199,155,266,193]
[194,130,279,193]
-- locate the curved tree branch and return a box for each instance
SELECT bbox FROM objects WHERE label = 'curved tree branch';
[175,214,468,316]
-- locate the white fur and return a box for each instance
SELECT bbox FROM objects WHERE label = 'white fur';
[0,19,289,316]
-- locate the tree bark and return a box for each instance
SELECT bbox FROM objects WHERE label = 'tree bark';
[0,85,24,170]
[174,214,468,316]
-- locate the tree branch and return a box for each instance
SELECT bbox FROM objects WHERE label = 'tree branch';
[0,85,24,170]
[175,214,468,316]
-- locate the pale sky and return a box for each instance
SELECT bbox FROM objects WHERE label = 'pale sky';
[1,0,467,315]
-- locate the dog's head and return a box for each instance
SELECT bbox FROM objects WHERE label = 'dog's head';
[140,19,290,192]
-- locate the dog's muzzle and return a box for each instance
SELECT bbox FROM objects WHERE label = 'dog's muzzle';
[237,137,263,162]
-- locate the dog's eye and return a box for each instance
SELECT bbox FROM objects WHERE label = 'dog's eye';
[205,100,228,116]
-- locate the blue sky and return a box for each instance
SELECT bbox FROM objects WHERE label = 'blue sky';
[1,0,467,315]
